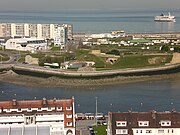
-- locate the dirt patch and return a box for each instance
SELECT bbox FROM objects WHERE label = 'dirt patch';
[171,53,180,64]
[148,57,166,64]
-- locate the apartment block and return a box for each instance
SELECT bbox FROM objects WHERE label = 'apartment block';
[108,111,180,135]
[0,23,73,47]
[0,97,75,135]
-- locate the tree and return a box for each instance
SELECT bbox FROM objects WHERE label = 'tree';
[161,45,169,52]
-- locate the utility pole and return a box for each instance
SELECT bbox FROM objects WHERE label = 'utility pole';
[95,96,98,126]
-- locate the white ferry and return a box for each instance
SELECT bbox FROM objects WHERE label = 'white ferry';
[154,12,176,22]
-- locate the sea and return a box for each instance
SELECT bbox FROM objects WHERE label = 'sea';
[0,9,180,33]
[0,76,180,114]
[0,9,180,114]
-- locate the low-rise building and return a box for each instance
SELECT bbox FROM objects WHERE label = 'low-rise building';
[61,61,95,69]
[107,111,180,135]
[5,37,47,52]
[0,97,75,135]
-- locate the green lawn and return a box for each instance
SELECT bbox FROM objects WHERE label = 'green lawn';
[93,125,107,135]
[112,55,172,69]
[0,53,9,61]
[76,50,105,68]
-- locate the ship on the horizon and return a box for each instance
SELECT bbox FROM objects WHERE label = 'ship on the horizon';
[154,12,176,22]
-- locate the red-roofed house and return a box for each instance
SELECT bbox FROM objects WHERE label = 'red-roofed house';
[108,111,180,135]
[0,97,75,135]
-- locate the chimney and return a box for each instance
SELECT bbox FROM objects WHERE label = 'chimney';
[42,98,47,106]
[12,99,17,106]
[53,98,56,103]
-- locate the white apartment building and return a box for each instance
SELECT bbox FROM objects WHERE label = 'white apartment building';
[0,98,75,135]
[0,23,73,48]
[54,25,67,48]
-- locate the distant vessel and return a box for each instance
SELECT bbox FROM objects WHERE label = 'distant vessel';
[154,12,176,22]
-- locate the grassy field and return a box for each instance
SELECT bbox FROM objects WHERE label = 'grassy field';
[76,50,105,68]
[93,125,107,135]
[0,53,9,61]
[111,55,173,69]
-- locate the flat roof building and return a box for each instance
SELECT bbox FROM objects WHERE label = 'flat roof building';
[5,37,47,52]
[0,97,75,135]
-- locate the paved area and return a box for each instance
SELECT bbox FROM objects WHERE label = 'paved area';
[76,120,96,135]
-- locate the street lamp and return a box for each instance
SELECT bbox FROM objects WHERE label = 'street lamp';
[95,97,98,126]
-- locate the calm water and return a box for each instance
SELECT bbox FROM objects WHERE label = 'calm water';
[0,9,180,33]
[0,76,180,114]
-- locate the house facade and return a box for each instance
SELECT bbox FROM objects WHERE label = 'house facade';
[108,111,180,135]
[0,97,75,135]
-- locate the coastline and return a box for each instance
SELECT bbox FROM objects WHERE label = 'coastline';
[0,70,179,88]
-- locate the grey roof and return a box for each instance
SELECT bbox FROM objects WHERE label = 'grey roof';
[0,126,50,135]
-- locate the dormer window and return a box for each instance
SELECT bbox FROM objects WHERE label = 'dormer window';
[116,121,127,127]
[57,107,62,111]
[138,121,149,127]
[160,120,171,126]
[66,107,72,110]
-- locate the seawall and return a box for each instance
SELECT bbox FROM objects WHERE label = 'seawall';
[11,63,180,79]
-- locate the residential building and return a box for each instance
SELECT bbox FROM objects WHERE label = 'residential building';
[54,25,67,48]
[0,23,73,48]
[108,111,180,135]
[0,97,75,135]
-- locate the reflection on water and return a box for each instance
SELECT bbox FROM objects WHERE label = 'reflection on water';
[155,22,175,32]
[1,76,180,114]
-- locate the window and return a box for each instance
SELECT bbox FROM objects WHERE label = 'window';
[116,121,127,127]
[158,130,164,133]
[146,130,152,133]
[67,122,72,126]
[57,107,62,111]
[66,114,72,118]
[160,121,171,126]
[66,107,72,110]
[138,121,149,127]
[116,129,128,134]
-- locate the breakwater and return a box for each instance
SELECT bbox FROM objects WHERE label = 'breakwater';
[9,63,180,79]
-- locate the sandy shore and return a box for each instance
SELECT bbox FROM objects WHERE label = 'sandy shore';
[0,70,180,88]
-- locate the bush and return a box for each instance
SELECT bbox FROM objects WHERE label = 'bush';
[106,49,120,55]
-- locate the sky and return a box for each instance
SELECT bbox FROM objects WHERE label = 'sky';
[0,0,179,11]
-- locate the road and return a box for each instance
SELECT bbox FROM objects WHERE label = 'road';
[76,120,96,135]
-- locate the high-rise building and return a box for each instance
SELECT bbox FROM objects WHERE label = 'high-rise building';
[54,25,66,48]
[0,23,73,48]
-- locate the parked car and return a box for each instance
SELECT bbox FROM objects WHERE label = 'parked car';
[88,126,93,131]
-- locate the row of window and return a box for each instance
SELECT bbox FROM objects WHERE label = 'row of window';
[116,120,171,127]
[116,129,175,135]
[135,129,174,134]
[1,106,72,113]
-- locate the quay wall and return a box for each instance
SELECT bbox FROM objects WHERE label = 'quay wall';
[11,64,180,79]
[0,64,13,72]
